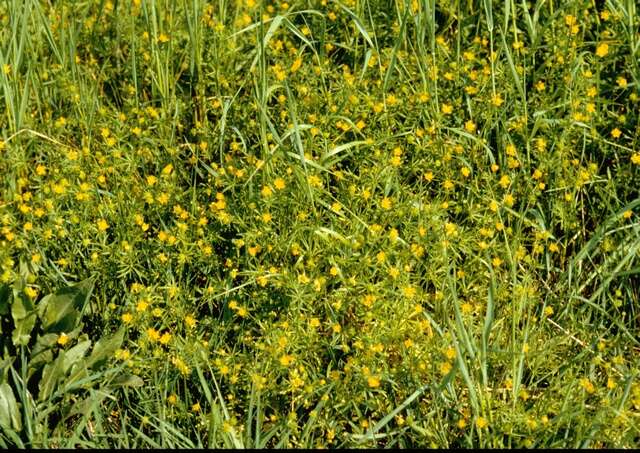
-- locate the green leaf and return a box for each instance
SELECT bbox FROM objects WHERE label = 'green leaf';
[38,278,94,334]
[62,340,92,374]
[86,328,124,370]
[111,373,144,388]
[0,284,10,317]
[29,333,64,379]
[65,389,110,420]
[12,312,36,347]
[39,352,65,402]
[11,287,34,321]
[0,382,22,431]
[11,280,36,346]
[31,333,58,356]
[0,358,13,385]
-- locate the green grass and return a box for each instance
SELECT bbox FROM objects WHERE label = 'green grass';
[1,0,639,448]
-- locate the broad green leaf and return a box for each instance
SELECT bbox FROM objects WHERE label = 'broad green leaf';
[0,358,13,386]
[65,365,88,391]
[86,328,124,370]
[28,334,57,377]
[111,373,144,388]
[28,350,53,382]
[11,287,34,321]
[65,390,110,420]
[39,352,65,402]
[0,382,22,431]
[38,278,94,334]
[32,333,58,355]
[0,284,10,316]
[62,340,92,374]
[12,312,36,347]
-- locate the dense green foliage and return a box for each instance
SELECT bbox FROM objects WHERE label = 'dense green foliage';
[1,0,639,448]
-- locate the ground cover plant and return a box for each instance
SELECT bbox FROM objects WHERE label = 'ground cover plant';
[0,0,639,448]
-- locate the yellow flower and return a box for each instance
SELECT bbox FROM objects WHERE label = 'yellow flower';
[504,193,515,207]
[162,163,173,175]
[362,294,377,308]
[97,219,109,231]
[367,376,381,388]
[274,177,286,190]
[136,300,149,312]
[380,197,392,210]
[115,348,131,360]
[580,377,596,394]
[160,332,172,345]
[611,128,622,139]
[464,120,476,133]
[307,175,322,188]
[491,94,504,107]
[279,354,295,366]
[441,103,453,115]
[439,362,452,375]
[290,57,302,73]
[444,347,456,360]
[147,328,161,342]
[57,333,70,346]
[444,222,457,237]
[403,286,417,298]
[476,417,488,429]
[595,43,609,57]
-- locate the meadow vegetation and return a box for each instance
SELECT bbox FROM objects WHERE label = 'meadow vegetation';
[0,0,639,448]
